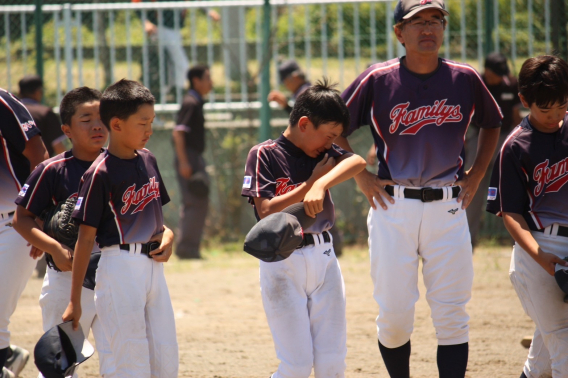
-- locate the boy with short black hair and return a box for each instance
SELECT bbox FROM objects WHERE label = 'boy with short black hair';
[241,79,366,378]
[62,79,178,377]
[487,55,568,377]
[13,86,115,377]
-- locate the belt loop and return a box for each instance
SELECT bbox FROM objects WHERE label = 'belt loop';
[395,185,405,199]
[443,187,450,201]
[551,224,559,238]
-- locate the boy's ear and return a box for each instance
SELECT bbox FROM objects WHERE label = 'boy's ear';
[519,93,530,109]
[61,124,72,138]
[109,117,121,131]
[297,116,310,132]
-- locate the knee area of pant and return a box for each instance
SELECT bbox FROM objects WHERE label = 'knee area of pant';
[277,363,313,378]
[377,315,414,348]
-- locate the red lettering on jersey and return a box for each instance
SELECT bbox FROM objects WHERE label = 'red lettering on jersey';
[389,99,463,135]
[275,178,301,196]
[21,120,36,132]
[121,177,161,215]
[533,158,568,196]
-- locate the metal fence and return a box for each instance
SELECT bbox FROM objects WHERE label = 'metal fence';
[1,0,563,243]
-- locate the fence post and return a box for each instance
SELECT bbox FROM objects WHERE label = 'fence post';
[484,0,493,55]
[35,0,43,83]
[259,0,271,142]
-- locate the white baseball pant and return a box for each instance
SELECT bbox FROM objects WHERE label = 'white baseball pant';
[261,233,347,378]
[0,216,36,349]
[509,227,568,377]
[95,245,178,378]
[368,187,473,348]
[156,26,189,95]
[38,269,115,377]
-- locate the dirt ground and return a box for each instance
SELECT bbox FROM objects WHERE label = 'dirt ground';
[10,245,535,377]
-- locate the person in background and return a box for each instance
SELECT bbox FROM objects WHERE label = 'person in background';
[465,52,522,248]
[18,75,66,157]
[172,65,213,259]
[268,60,311,114]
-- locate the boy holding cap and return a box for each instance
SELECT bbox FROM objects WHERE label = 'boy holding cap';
[241,79,365,377]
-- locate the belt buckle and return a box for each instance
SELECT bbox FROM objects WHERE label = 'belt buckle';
[421,187,435,202]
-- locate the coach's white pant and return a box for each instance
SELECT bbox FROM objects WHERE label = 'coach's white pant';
[38,269,115,377]
[368,190,473,348]
[0,217,36,349]
[260,235,347,378]
[156,26,189,94]
[95,246,178,378]
[509,229,568,377]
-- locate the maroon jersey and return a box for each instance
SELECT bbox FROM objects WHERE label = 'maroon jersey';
[341,58,503,188]
[72,148,170,248]
[241,134,348,234]
[486,114,568,229]
[0,88,41,213]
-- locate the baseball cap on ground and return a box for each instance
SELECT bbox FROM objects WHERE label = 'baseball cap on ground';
[484,52,510,77]
[244,202,316,262]
[34,321,94,378]
[278,60,301,83]
[394,0,449,23]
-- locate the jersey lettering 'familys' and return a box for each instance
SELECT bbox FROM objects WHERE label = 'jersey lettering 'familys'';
[73,149,170,247]
[241,134,347,234]
[486,114,568,230]
[341,58,503,188]
[0,88,41,213]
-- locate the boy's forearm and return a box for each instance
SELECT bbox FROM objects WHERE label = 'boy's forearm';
[502,212,540,259]
[255,182,312,218]
[70,226,96,303]
[314,154,366,191]
[13,208,60,254]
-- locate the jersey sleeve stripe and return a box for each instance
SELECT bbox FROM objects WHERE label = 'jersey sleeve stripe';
[345,62,400,107]
[83,155,109,222]
[443,61,503,119]
[108,198,124,244]
[0,136,23,191]
[0,92,34,141]
[497,125,523,217]
[371,104,389,163]
[255,142,277,195]
[25,156,74,210]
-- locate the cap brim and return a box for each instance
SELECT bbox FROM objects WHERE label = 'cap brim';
[403,5,449,20]
[280,203,317,230]
[58,321,95,363]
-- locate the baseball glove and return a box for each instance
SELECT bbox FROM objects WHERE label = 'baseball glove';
[40,197,79,271]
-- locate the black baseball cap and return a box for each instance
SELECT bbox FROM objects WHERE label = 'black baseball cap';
[243,202,316,262]
[394,0,449,23]
[34,321,94,378]
[484,52,510,77]
[278,60,301,83]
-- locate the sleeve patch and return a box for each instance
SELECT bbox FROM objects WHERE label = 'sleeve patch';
[18,184,29,197]
[75,197,83,210]
[487,187,497,200]
[242,176,252,189]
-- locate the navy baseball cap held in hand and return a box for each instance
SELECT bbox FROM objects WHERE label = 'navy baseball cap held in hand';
[34,321,95,378]
[244,202,316,262]
[394,0,449,23]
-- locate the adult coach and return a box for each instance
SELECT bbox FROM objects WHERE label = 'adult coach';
[336,0,502,376]
[0,88,48,378]
[268,60,311,113]
[173,65,212,259]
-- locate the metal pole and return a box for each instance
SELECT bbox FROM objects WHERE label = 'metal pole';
[77,10,83,86]
[5,13,10,92]
[387,1,393,60]
[21,12,27,75]
[460,0,466,62]
[354,3,360,74]
[484,0,493,55]
[544,0,550,54]
[305,5,311,77]
[370,2,376,64]
[337,4,344,88]
[259,0,271,142]
[64,4,73,93]
[511,0,516,65]
[477,0,482,69]
[493,0,499,52]
[288,5,294,59]
[528,0,533,57]
[34,0,43,82]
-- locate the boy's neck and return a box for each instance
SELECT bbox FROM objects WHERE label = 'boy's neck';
[282,126,304,150]
[71,147,101,162]
[108,138,137,159]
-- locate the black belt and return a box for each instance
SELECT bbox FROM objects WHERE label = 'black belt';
[298,231,331,248]
[535,226,568,238]
[119,242,160,258]
[385,186,460,202]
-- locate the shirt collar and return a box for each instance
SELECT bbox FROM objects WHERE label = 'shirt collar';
[276,134,306,158]
[188,89,203,103]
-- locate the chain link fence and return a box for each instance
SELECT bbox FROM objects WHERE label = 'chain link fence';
[1,0,566,243]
